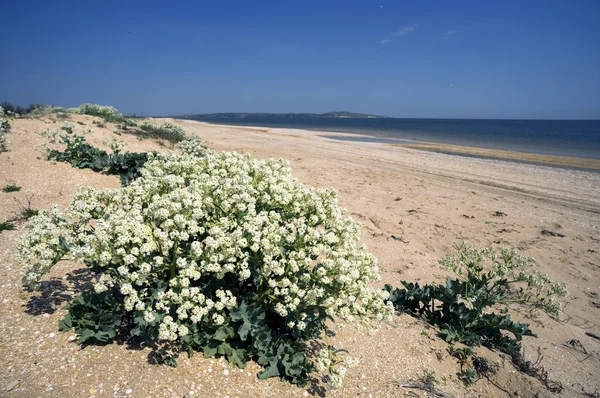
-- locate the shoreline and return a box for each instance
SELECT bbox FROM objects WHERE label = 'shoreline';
[394,142,600,172]
[179,117,600,161]
[179,119,600,172]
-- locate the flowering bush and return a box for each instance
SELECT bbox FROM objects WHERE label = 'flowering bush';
[16,151,392,388]
[68,103,124,122]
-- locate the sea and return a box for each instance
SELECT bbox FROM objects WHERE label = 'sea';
[185,116,600,160]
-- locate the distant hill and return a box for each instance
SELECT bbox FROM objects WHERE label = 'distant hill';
[177,111,389,119]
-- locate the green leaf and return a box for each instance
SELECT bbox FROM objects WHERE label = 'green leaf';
[79,329,95,343]
[58,314,72,331]
[214,326,234,341]
[203,346,218,358]
[227,348,248,368]
[258,360,280,379]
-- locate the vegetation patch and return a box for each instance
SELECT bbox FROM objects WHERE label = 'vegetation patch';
[41,122,204,186]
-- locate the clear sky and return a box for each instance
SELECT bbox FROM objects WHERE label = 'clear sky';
[1,0,599,119]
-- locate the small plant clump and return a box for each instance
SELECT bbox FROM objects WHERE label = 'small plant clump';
[0,221,16,233]
[2,183,22,192]
[16,150,392,389]
[385,243,567,358]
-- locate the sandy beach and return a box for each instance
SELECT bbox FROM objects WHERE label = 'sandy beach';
[1,114,599,397]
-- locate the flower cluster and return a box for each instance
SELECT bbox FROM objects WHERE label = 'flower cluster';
[16,150,393,387]
[315,346,359,389]
[176,135,206,157]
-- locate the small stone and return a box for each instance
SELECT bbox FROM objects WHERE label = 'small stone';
[6,380,19,391]
[68,335,76,341]
[223,369,229,376]
[48,333,56,338]
[43,313,51,318]
[125,388,132,394]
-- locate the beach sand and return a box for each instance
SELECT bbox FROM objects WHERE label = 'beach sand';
[1,115,599,397]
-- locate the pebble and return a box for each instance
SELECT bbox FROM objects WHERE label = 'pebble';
[125,388,132,394]
[43,313,50,318]
[223,369,229,376]
[6,380,20,391]
[48,333,55,338]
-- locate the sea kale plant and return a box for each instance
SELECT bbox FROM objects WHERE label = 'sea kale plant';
[15,150,393,388]
[385,243,567,358]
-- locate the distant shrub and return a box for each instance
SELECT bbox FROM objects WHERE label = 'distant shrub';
[0,106,11,152]
[139,120,187,142]
[26,105,64,118]
[69,103,124,122]
[0,133,8,152]
[1,102,64,116]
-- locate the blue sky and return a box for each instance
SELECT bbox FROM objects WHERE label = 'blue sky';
[1,0,599,119]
